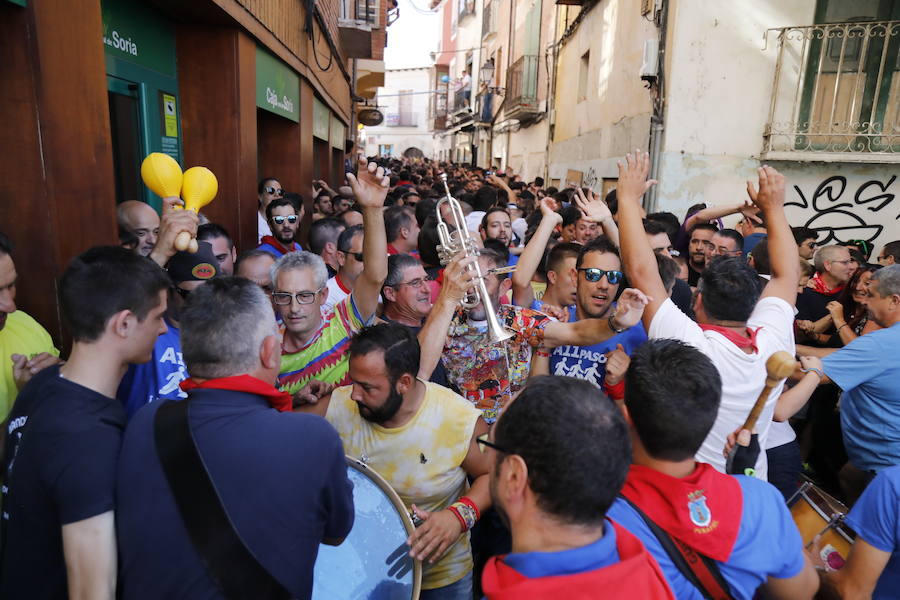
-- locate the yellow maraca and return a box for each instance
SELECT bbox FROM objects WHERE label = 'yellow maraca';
[176,166,218,253]
[140,152,183,198]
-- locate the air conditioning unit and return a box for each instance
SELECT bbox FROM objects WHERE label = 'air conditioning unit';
[640,38,659,80]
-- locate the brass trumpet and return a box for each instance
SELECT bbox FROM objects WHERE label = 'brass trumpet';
[436,173,514,343]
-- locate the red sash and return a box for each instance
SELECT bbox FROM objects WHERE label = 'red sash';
[698,324,761,353]
[810,272,844,296]
[620,463,742,562]
[481,521,674,599]
[259,235,298,256]
[180,375,293,413]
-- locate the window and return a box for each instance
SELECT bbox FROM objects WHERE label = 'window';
[578,51,590,102]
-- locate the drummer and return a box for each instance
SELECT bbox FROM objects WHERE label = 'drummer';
[303,322,491,598]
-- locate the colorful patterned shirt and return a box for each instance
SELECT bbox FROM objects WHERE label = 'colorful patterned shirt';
[325,381,481,590]
[277,295,371,395]
[442,305,551,423]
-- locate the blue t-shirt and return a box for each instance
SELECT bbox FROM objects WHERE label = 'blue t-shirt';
[116,319,187,419]
[607,475,805,600]
[550,306,647,388]
[0,366,125,599]
[743,232,767,256]
[116,388,354,599]
[503,521,619,577]
[844,465,900,599]
[822,323,900,472]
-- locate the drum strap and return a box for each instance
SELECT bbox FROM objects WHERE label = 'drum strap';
[154,399,292,600]
[619,495,733,600]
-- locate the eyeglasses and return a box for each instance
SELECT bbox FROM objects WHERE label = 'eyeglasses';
[830,259,855,266]
[391,276,432,289]
[173,286,192,300]
[342,251,364,261]
[271,288,324,305]
[264,186,284,196]
[577,268,623,285]
[476,433,509,454]
[272,215,298,225]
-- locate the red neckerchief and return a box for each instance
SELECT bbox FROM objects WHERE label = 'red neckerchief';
[180,375,292,413]
[259,235,298,256]
[621,463,742,562]
[481,521,675,600]
[810,272,844,296]
[386,243,399,255]
[698,324,761,353]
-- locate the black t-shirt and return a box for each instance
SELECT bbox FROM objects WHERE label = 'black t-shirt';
[0,365,125,599]
[670,278,696,320]
[688,262,703,287]
[796,287,841,322]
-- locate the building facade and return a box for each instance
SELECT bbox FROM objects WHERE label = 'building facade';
[363,67,437,159]
[1,0,391,344]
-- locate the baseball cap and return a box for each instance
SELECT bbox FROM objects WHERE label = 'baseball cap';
[166,241,219,284]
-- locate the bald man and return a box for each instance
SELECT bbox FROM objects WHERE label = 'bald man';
[117,201,160,257]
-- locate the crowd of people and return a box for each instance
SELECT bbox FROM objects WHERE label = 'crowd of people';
[1,151,899,599]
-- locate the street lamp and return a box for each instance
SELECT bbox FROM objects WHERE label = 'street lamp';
[479,59,495,86]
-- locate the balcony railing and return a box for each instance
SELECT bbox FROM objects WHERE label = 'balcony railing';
[386,113,419,127]
[506,55,541,118]
[763,20,900,161]
[476,90,496,123]
[453,84,472,112]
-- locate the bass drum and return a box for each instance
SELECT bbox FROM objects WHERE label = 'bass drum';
[313,456,422,599]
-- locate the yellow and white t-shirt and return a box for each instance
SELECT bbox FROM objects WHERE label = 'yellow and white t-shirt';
[326,381,480,590]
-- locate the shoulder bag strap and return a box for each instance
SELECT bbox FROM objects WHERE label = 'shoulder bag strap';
[619,495,733,600]
[154,399,291,600]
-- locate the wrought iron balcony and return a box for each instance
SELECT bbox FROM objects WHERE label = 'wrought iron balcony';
[506,55,541,120]
[386,113,419,127]
[763,20,900,162]
[452,84,472,113]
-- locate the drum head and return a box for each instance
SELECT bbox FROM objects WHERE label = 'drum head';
[313,457,422,599]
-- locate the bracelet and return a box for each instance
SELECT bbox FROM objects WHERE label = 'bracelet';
[801,367,824,379]
[449,501,478,531]
[534,350,550,358]
[447,504,468,530]
[836,323,848,331]
[608,314,626,334]
[457,496,481,521]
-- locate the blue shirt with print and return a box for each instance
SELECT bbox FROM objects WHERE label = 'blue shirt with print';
[116,319,187,419]
[608,475,805,599]
[822,323,900,472]
[549,306,647,388]
[845,465,900,599]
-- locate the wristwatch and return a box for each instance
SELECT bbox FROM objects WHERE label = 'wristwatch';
[608,313,626,334]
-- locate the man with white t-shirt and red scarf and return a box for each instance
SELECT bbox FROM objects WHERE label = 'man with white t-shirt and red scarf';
[598,151,800,481]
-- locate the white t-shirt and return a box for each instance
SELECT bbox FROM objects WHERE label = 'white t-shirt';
[257,211,271,242]
[649,296,796,480]
[322,275,351,316]
[766,420,796,449]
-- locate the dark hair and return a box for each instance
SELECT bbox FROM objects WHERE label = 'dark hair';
[576,235,620,270]
[689,222,718,238]
[749,237,770,275]
[385,254,423,290]
[197,223,234,249]
[283,192,304,212]
[385,206,415,242]
[235,248,276,271]
[698,256,761,322]
[716,228,744,252]
[845,240,873,261]
[417,222,442,268]
[337,224,364,253]
[59,247,170,342]
[494,376,630,525]
[882,240,900,263]
[656,253,679,292]
[483,239,510,264]
[349,323,420,383]
[646,212,680,242]
[414,197,437,227]
[474,186,499,212]
[791,226,817,246]
[533,176,545,188]
[0,231,13,256]
[839,264,880,329]
[559,204,582,228]
[643,219,671,238]
[118,226,138,250]
[604,189,618,215]
[266,198,298,221]
[308,218,345,256]
[546,242,581,274]
[480,207,511,232]
[477,245,507,274]
[625,339,722,461]
[685,203,706,220]
[257,177,279,194]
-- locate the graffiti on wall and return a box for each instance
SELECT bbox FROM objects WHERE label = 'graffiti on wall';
[582,167,600,191]
[786,175,897,245]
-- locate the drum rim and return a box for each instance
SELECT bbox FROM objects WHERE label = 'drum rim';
[346,455,423,599]
[788,481,856,545]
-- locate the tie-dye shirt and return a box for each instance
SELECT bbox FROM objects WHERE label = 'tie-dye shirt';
[441,305,551,423]
[325,381,481,589]
[277,295,371,395]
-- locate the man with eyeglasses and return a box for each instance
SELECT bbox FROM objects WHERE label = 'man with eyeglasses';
[274,157,389,395]
[792,227,818,261]
[710,229,745,258]
[257,177,283,242]
[878,240,900,266]
[116,243,218,419]
[545,237,647,391]
[258,198,304,258]
[382,254,433,328]
[322,225,365,314]
[796,245,856,324]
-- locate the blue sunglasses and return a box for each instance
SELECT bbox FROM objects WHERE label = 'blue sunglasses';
[578,268,624,285]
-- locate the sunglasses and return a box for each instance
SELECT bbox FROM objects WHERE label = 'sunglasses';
[173,287,192,300]
[577,268,623,285]
[272,215,298,225]
[342,251,364,261]
[264,186,284,196]
[476,433,509,454]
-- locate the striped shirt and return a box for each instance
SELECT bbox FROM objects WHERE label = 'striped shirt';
[277,295,371,395]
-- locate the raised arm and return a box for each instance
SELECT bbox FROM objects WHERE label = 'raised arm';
[346,157,390,320]
[684,200,760,233]
[62,511,117,600]
[416,256,476,380]
[750,166,799,307]
[511,199,561,307]
[573,187,619,247]
[149,197,198,268]
[542,288,648,348]
[599,151,665,328]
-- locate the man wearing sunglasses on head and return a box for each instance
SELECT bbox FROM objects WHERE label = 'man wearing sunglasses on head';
[321,225,365,315]
[257,177,283,242]
[539,237,648,394]
[258,197,304,258]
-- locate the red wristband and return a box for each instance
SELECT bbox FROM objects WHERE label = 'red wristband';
[457,496,480,521]
[602,379,625,401]
[447,504,467,530]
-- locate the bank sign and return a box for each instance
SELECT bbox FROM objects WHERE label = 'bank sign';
[256,48,300,123]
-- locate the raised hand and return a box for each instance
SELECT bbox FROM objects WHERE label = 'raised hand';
[149,197,198,266]
[746,165,785,213]
[572,186,612,224]
[538,197,563,227]
[439,255,478,304]
[346,157,389,209]
[613,288,650,330]
[615,151,657,203]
